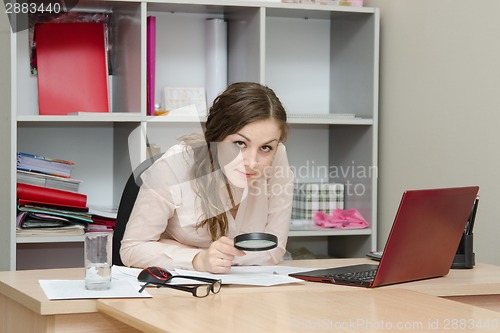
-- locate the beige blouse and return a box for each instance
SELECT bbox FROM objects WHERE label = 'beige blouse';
[120,142,294,270]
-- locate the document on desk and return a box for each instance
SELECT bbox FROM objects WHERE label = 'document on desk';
[112,265,310,287]
[175,266,309,286]
[39,267,152,300]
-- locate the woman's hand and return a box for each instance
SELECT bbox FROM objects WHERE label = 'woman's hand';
[192,236,245,273]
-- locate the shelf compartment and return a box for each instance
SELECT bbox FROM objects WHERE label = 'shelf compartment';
[16,122,139,208]
[147,4,261,109]
[15,1,142,117]
[265,5,378,118]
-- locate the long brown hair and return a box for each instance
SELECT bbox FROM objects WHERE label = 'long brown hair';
[182,82,288,241]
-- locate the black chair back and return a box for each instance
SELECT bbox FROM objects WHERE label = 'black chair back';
[112,154,163,266]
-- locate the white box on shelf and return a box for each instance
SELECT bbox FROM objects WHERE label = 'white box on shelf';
[162,87,207,116]
[292,183,344,221]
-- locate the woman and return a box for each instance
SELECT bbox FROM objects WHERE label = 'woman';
[120,82,294,273]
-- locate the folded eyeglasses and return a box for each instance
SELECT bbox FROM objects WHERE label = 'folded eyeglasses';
[139,275,222,298]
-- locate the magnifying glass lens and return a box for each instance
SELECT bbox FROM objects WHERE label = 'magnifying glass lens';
[234,233,278,251]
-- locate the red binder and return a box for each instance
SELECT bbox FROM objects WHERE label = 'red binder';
[35,22,109,115]
[17,183,87,209]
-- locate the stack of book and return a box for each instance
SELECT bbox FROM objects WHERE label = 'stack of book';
[17,169,81,193]
[17,152,81,190]
[16,183,90,236]
[16,152,117,236]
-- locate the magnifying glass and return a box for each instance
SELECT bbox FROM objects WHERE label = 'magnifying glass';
[234,232,278,251]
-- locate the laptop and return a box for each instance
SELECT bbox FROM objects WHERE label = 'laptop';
[289,186,479,287]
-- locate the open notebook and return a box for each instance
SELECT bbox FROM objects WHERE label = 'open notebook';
[290,186,479,287]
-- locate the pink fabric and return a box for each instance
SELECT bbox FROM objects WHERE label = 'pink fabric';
[313,209,369,229]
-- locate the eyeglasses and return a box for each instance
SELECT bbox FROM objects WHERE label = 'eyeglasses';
[139,275,222,298]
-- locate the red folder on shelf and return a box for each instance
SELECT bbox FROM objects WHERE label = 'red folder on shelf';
[35,22,109,115]
[17,199,89,212]
[17,183,87,209]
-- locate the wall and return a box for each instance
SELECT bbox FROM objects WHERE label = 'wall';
[365,0,500,265]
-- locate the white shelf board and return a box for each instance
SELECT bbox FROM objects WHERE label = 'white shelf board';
[18,114,372,125]
[146,114,207,123]
[17,114,145,123]
[147,0,376,16]
[289,224,372,237]
[265,1,377,15]
[17,228,372,242]
[17,235,85,244]
[287,116,373,125]
[17,114,209,123]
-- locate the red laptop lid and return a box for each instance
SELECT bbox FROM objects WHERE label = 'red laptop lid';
[373,186,479,287]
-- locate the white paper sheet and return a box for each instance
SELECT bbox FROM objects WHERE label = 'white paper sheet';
[111,265,312,293]
[112,265,145,289]
[39,279,151,300]
[175,265,311,286]
[39,265,311,300]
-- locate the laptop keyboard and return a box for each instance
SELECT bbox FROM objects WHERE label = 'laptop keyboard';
[328,269,377,282]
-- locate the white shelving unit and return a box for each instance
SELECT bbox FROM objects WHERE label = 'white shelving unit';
[1,0,379,270]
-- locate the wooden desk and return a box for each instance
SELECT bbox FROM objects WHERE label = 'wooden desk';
[1,259,500,333]
[97,289,500,333]
[0,267,141,333]
[284,259,500,312]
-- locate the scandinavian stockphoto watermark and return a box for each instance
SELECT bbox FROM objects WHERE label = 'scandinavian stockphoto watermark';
[289,318,500,331]
[288,160,377,197]
[127,114,376,203]
[3,0,80,33]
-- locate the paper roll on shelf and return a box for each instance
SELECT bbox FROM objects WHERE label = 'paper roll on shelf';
[205,18,228,112]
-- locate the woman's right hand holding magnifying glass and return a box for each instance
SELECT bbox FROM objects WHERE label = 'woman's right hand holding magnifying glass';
[193,233,278,273]
[193,236,246,273]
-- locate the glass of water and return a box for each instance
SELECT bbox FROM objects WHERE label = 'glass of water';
[84,231,113,290]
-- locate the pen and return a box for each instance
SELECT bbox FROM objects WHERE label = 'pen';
[466,197,479,235]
